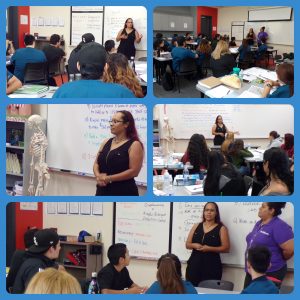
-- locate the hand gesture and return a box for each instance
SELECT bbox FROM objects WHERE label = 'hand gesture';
[121,34,128,39]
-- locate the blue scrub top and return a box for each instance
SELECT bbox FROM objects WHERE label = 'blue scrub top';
[146,280,198,294]
[268,84,291,98]
[171,47,196,72]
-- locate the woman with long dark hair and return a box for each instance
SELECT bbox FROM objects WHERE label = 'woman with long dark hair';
[93,110,144,196]
[116,18,143,60]
[185,202,230,286]
[244,202,294,288]
[146,253,197,294]
[203,151,246,196]
[259,148,293,196]
[281,133,294,158]
[181,134,210,173]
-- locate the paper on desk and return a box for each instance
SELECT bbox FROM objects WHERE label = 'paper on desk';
[139,73,147,83]
[206,85,232,98]
[184,185,204,195]
[153,188,167,196]
[243,74,257,82]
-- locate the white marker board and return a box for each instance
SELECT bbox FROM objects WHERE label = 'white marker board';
[171,202,294,268]
[158,104,294,139]
[114,202,171,260]
[46,104,147,185]
[104,6,147,51]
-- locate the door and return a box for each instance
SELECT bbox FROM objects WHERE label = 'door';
[201,15,212,40]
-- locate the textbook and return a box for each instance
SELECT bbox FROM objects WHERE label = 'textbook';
[11,85,49,98]
[198,76,221,89]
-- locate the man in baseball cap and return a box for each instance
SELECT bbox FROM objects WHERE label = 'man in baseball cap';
[53,42,135,98]
[12,229,61,294]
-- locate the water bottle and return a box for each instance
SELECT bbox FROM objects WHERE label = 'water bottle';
[69,74,74,82]
[163,169,170,193]
[75,73,82,81]
[88,272,99,294]
[183,165,189,186]
[130,56,135,72]
[239,69,244,81]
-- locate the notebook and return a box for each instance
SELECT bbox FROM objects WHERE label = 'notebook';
[198,76,222,89]
[11,85,49,98]
[184,184,204,195]
[205,85,232,98]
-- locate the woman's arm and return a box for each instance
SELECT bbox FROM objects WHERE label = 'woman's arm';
[200,226,230,253]
[103,141,144,184]
[93,139,109,185]
[185,223,203,250]
[280,239,294,260]
[116,29,126,42]
[212,124,223,137]
[135,31,143,44]
[6,75,22,95]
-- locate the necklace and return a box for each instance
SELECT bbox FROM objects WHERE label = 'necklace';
[113,137,127,144]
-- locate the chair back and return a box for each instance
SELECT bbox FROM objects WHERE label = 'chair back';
[178,57,197,74]
[244,175,253,193]
[48,57,62,76]
[198,280,234,291]
[23,62,48,85]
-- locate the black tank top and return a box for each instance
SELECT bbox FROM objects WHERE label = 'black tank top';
[213,124,226,146]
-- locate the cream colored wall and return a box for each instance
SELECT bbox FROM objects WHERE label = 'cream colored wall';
[217,6,294,55]
[43,202,294,290]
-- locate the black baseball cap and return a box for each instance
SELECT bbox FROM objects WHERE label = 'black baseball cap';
[28,229,59,254]
[78,42,107,67]
[82,33,95,43]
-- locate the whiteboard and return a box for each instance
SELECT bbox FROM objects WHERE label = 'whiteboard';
[46,104,147,185]
[72,6,104,12]
[104,6,147,51]
[171,202,294,268]
[71,12,103,46]
[114,202,170,260]
[231,24,244,41]
[248,7,292,22]
[158,104,294,139]
[244,20,294,46]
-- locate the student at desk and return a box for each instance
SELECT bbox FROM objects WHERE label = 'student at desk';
[210,40,235,78]
[238,39,251,62]
[255,37,267,59]
[261,63,294,98]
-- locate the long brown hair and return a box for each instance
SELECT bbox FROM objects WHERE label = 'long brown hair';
[276,63,294,97]
[103,53,144,97]
[157,253,185,294]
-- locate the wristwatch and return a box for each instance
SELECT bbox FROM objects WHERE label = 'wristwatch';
[266,83,272,88]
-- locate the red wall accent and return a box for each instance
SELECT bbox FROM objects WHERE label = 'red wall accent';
[15,203,43,249]
[197,7,218,38]
[17,6,30,48]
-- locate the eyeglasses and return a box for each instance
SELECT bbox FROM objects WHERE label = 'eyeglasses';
[127,21,133,23]
[109,119,124,125]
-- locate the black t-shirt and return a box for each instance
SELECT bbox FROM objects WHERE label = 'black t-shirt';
[97,263,134,292]
[42,45,65,63]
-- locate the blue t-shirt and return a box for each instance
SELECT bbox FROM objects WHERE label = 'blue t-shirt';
[7,70,13,81]
[171,47,196,72]
[238,45,251,61]
[11,47,47,82]
[52,80,135,98]
[241,276,279,294]
[268,85,291,98]
[256,44,268,58]
[146,280,197,294]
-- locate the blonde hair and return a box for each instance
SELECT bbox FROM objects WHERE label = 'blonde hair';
[226,132,235,141]
[221,139,233,156]
[211,40,231,60]
[25,268,82,294]
[103,53,144,98]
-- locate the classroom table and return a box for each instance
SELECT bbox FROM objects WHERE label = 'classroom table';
[186,41,198,50]
[153,157,194,170]
[196,287,239,294]
[153,182,203,196]
[135,61,147,87]
[8,86,58,98]
[245,148,265,163]
[153,53,172,84]
[229,47,239,54]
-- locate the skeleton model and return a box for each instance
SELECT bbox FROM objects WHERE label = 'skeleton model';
[163,115,175,155]
[28,115,50,196]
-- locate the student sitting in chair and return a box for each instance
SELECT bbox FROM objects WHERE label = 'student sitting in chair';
[241,246,279,294]
[104,40,116,54]
[42,34,65,64]
[53,43,135,98]
[171,36,198,73]
[10,34,47,82]
[238,39,251,63]
[97,243,146,294]
[261,63,294,98]
[196,39,211,78]
[255,37,268,59]
[229,37,236,47]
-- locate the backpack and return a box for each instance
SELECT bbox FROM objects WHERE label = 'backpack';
[162,72,174,91]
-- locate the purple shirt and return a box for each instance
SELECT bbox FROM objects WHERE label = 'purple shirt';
[257,31,268,43]
[245,217,293,272]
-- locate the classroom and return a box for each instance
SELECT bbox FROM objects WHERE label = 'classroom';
[6,104,147,196]
[6,201,294,294]
[153,104,294,196]
[153,6,294,98]
[6,6,147,98]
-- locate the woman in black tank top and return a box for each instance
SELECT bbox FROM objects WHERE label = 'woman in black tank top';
[93,110,144,196]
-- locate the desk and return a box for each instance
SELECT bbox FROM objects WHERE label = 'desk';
[186,41,198,50]
[8,86,58,98]
[245,149,265,163]
[135,61,147,87]
[196,287,239,294]
[154,54,172,84]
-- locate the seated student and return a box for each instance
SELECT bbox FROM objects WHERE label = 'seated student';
[221,140,233,162]
[97,243,146,294]
[154,33,171,52]
[104,40,116,54]
[12,229,61,294]
[211,34,221,52]
[185,32,193,42]
[146,253,197,294]
[7,228,38,292]
[68,33,95,75]
[203,151,246,196]
[6,38,15,56]
[196,39,211,78]
[25,268,81,294]
[171,36,198,73]
[229,37,237,47]
[261,63,294,98]
[281,133,294,158]
[6,70,22,95]
[210,40,235,77]
[103,53,144,97]
[266,131,283,150]
[259,147,293,196]
[53,43,135,98]
[42,34,65,64]
[242,246,279,294]
[195,33,203,45]
[153,38,165,55]
[228,139,253,175]
[181,134,210,174]
[255,37,267,59]
[238,39,251,62]
[10,34,47,82]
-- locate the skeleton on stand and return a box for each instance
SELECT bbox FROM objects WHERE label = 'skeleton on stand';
[28,115,50,196]
[163,115,175,156]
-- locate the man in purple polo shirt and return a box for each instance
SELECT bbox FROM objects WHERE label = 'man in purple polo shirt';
[244,203,294,289]
[257,27,269,46]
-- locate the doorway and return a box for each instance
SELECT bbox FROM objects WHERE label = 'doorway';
[201,15,212,40]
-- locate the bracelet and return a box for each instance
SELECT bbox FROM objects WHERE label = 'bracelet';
[106,176,112,184]
[266,83,272,88]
